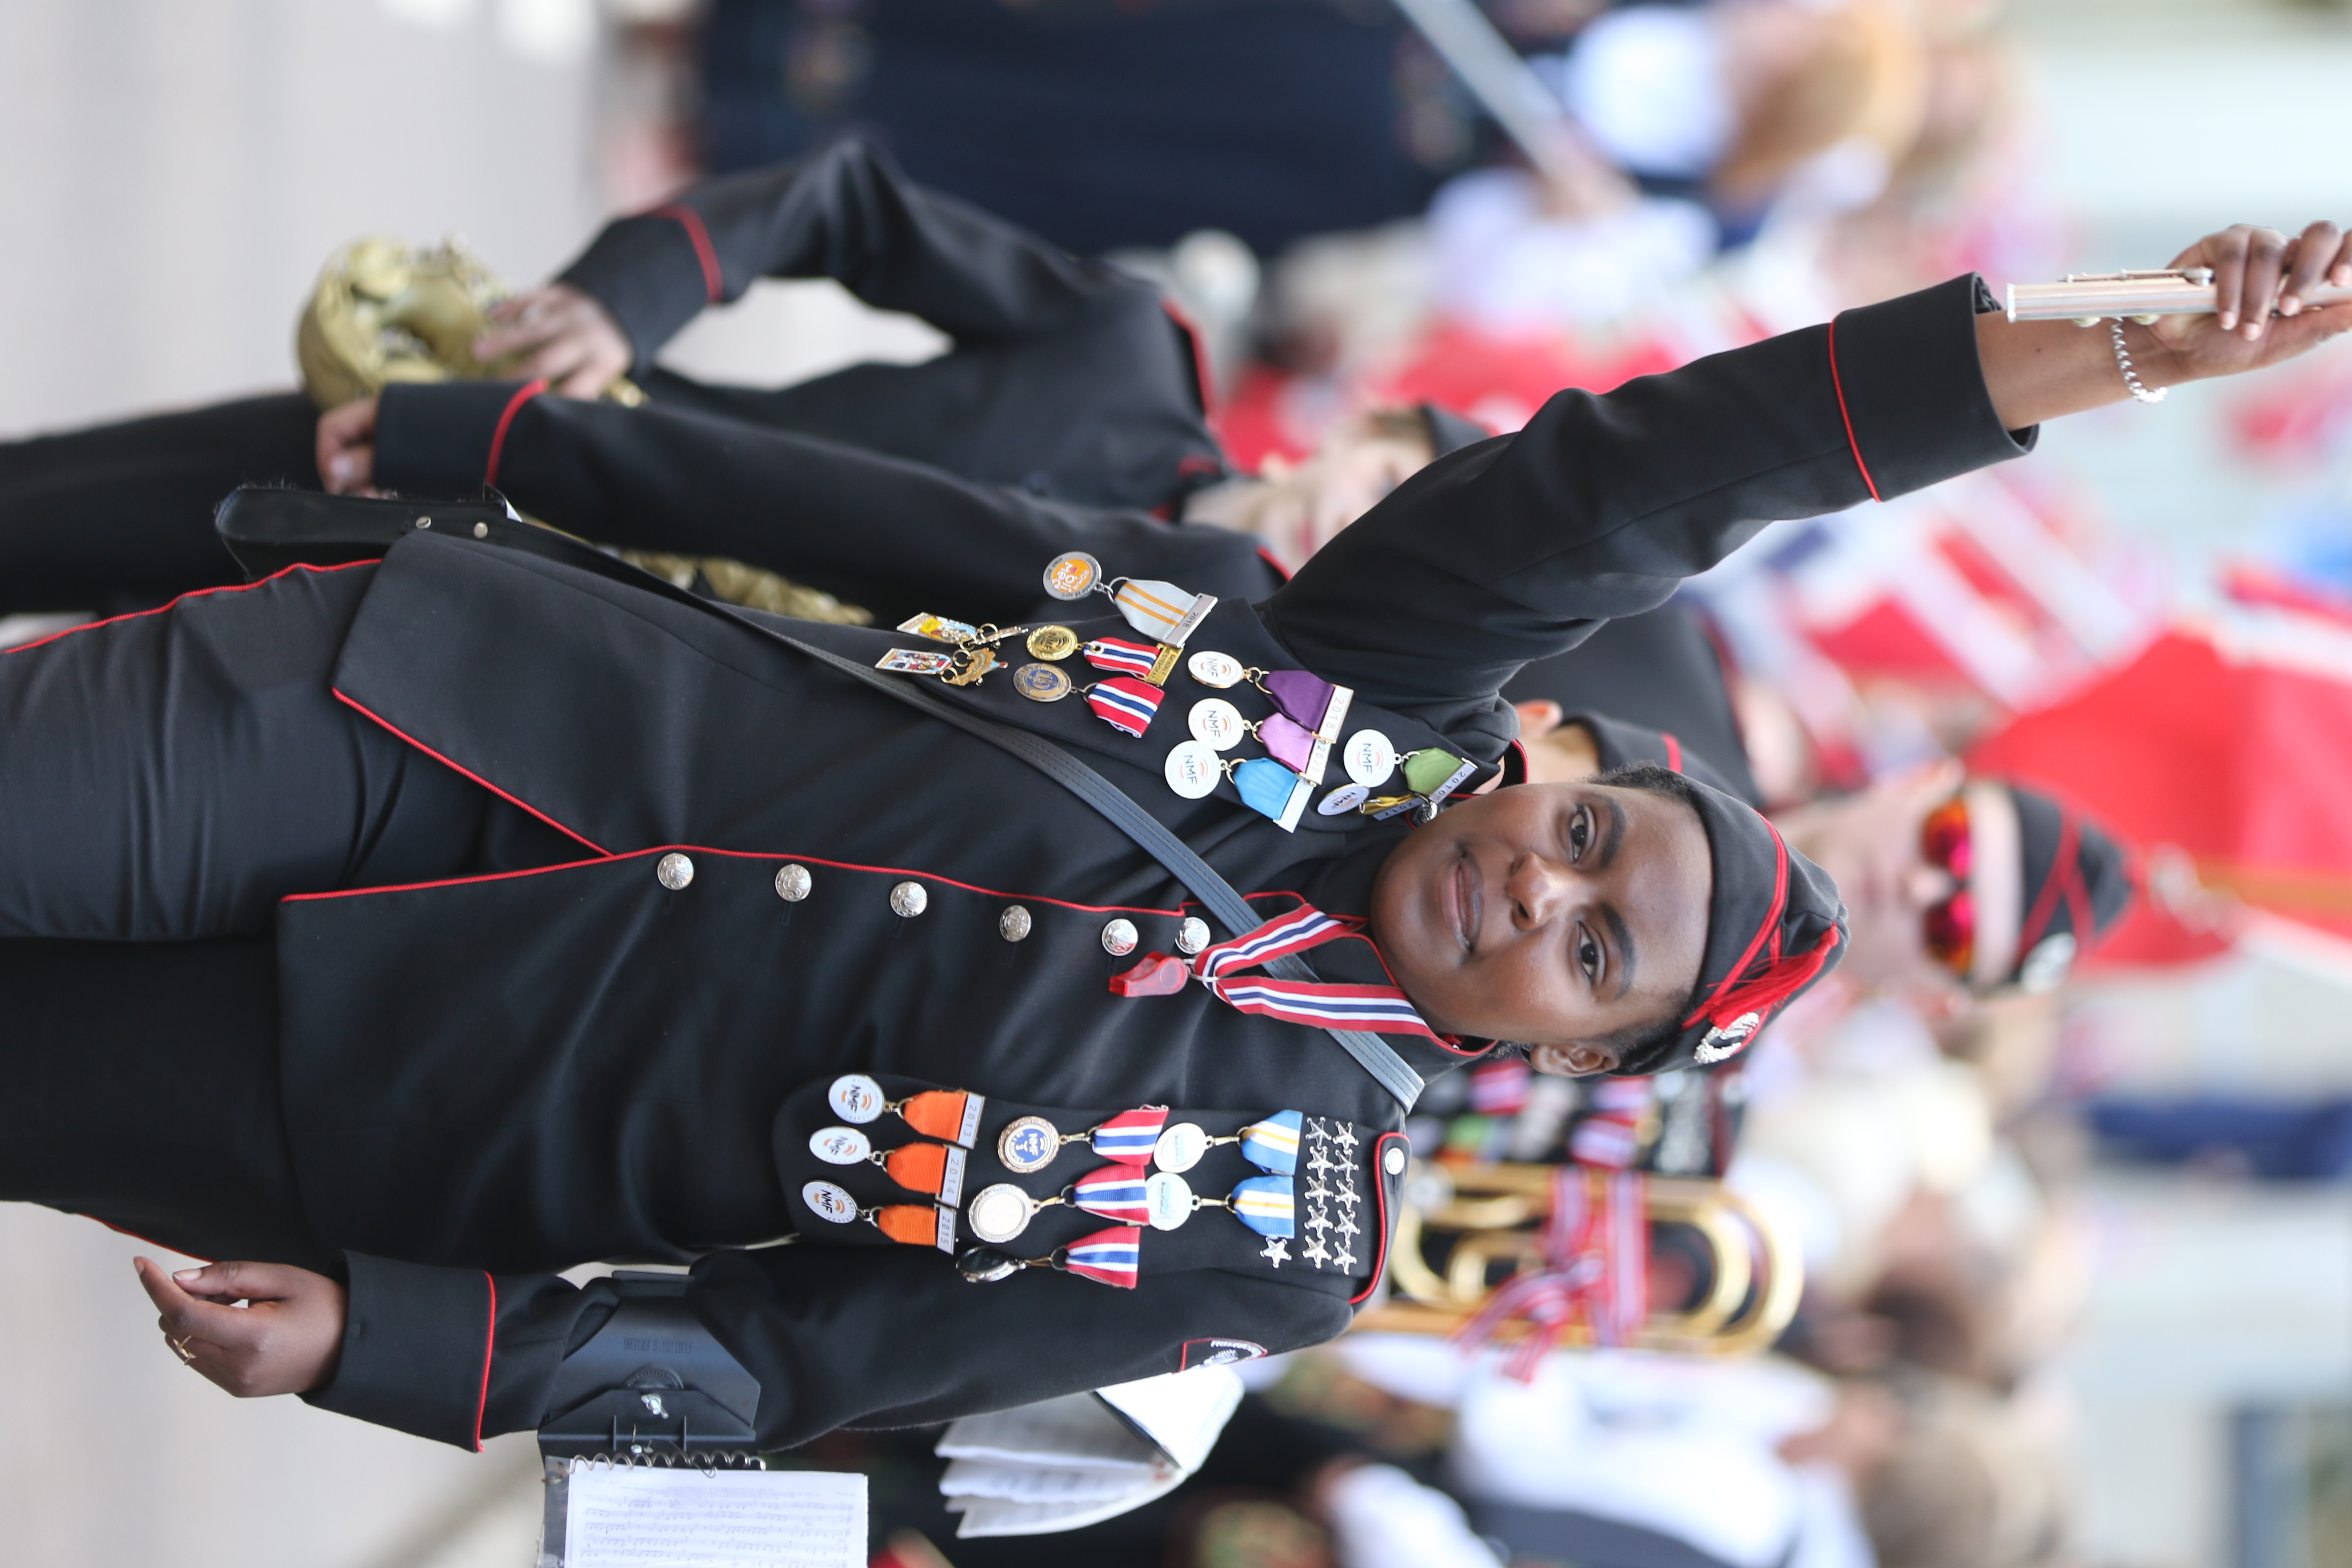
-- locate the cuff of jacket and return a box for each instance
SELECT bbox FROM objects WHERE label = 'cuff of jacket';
[375,380,532,498]
[301,1253,493,1450]
[1829,272,2038,502]
[557,214,719,374]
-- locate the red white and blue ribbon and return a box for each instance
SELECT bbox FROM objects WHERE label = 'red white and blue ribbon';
[1453,1166,1649,1381]
[1086,676,1164,738]
[1090,1106,1168,1164]
[1072,1167,1153,1225]
[1063,1225,1142,1288]
[1084,637,1164,681]
[1108,900,1442,1041]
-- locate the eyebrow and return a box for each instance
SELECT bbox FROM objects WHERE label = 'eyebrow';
[1594,796,1626,871]
[1599,902,1638,1000]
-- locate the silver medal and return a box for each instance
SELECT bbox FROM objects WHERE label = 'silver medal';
[828,1074,885,1123]
[1318,783,1371,816]
[1187,650,1244,688]
[1154,1121,1209,1173]
[1188,698,1246,750]
[1342,730,1398,787]
[967,1182,1037,1245]
[1145,1171,1195,1231]
[809,1127,872,1165]
[802,1180,858,1224]
[1164,740,1222,799]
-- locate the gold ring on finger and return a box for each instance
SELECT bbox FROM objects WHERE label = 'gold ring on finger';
[170,1336,196,1363]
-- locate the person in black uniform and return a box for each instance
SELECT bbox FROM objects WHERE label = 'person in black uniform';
[0,139,1439,625]
[3,219,2341,1459]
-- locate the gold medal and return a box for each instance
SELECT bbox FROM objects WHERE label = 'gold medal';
[1026,625,1079,661]
[943,646,999,686]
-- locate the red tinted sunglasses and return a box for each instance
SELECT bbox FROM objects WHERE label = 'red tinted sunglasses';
[1920,795,1974,978]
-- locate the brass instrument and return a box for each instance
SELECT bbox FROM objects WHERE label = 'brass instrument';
[1355,1159,1804,1357]
[2006,267,2352,325]
[294,236,869,627]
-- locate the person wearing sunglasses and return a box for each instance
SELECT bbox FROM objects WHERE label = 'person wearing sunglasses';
[1772,763,2132,1008]
[1511,646,2135,1005]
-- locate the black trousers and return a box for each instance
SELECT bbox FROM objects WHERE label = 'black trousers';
[0,561,573,1261]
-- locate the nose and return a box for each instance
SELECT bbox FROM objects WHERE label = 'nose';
[1902,864,1958,908]
[1506,851,1578,930]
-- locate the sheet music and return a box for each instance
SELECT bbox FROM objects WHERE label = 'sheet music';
[934,1392,1164,1473]
[563,1467,866,1568]
[946,1465,1192,1538]
[940,1456,1178,1505]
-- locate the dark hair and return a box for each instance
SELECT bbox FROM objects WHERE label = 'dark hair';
[1585,763,1707,1077]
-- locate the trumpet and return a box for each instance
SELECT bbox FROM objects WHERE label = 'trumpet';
[2006,267,2352,325]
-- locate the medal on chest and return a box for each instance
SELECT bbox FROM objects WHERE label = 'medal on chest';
[799,1180,958,1253]
[876,618,1034,691]
[1041,552,1218,649]
[827,1075,985,1148]
[808,1126,970,1206]
[1360,746,1477,822]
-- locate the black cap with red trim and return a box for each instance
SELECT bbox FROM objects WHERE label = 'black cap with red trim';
[2004,784,2132,993]
[1623,775,1850,1075]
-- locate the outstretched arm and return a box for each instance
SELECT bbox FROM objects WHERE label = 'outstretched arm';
[1270,222,2350,748]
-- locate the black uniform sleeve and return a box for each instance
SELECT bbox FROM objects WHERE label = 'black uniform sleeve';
[301,1249,1350,1450]
[556,136,1168,375]
[1265,275,2032,746]
[371,383,1273,622]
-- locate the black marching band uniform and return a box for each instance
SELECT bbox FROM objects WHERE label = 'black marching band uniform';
[0,260,2025,1452]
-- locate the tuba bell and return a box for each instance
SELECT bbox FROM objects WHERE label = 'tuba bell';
[1354,1158,1804,1357]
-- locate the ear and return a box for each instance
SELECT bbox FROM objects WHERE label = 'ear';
[1513,699,1564,740]
[1531,1041,1621,1078]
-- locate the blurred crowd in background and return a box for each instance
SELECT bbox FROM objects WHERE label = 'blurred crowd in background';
[7,1,2352,1566]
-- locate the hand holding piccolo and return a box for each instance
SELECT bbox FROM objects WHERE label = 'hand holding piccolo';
[2007,270,2352,324]
[1972,221,2351,429]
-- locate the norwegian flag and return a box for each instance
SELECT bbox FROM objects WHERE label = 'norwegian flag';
[1090,1106,1168,1164]
[1086,676,1164,738]
[1073,1167,1153,1224]
[1063,1226,1142,1288]
[1084,637,1164,680]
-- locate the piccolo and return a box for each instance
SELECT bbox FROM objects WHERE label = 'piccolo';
[2007,268,2352,325]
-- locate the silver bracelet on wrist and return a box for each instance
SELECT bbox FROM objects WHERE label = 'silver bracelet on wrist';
[2110,319,2168,404]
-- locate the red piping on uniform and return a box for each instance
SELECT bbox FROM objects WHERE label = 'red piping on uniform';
[472,1272,496,1452]
[1255,547,1292,583]
[282,853,616,904]
[651,204,723,302]
[1352,1131,1409,1305]
[483,379,548,489]
[1662,732,1683,773]
[1824,317,1881,503]
[0,560,376,657]
[332,689,611,857]
[1162,297,1218,419]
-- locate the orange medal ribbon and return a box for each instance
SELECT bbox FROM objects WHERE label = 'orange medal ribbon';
[897,1089,984,1148]
[881,1142,969,1206]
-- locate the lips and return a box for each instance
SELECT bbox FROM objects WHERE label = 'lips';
[1444,848,1481,956]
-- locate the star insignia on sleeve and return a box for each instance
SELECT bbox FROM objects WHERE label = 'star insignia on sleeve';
[1260,1236,1290,1268]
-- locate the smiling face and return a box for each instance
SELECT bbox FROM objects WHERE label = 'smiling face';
[1369,781,1712,1075]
